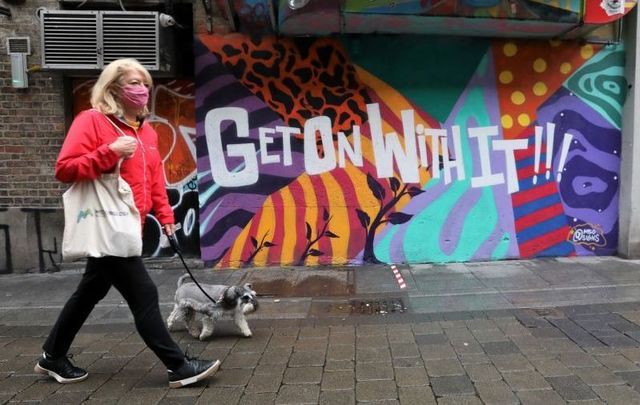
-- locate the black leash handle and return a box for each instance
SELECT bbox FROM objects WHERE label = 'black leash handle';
[167,233,219,304]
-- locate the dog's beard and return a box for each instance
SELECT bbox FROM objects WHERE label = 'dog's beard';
[241,302,257,314]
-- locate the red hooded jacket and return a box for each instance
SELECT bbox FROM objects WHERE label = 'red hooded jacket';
[56,109,174,227]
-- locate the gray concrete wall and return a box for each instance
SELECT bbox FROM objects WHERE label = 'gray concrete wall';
[0,208,65,274]
[619,8,640,259]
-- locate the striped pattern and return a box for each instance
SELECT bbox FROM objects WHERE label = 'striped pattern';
[195,37,307,264]
[217,64,438,267]
[391,264,407,289]
[194,35,619,267]
[512,129,574,258]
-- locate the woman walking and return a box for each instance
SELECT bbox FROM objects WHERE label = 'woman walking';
[35,58,220,389]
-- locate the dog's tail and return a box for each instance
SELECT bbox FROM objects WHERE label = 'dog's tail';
[177,274,192,288]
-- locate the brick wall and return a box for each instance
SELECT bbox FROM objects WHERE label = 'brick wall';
[0,0,231,210]
[0,1,229,272]
[0,1,66,209]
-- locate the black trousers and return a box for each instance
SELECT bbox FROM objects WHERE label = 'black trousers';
[43,256,185,370]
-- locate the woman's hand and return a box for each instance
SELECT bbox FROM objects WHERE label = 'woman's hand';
[163,224,177,236]
[109,136,138,158]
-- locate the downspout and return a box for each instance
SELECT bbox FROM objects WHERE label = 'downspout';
[618,8,640,258]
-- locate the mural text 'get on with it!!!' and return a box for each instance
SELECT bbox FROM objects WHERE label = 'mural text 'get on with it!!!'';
[194,35,625,268]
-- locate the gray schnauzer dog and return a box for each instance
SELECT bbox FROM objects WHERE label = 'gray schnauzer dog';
[167,274,259,340]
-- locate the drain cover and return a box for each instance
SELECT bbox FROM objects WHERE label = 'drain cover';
[530,308,564,318]
[349,298,407,315]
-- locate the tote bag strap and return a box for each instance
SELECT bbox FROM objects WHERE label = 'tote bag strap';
[102,113,129,138]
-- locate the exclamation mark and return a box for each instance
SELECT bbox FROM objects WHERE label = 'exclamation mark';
[545,123,555,180]
[533,126,543,185]
[556,133,573,182]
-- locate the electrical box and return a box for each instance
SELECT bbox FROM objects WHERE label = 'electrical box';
[6,37,30,89]
[10,54,28,88]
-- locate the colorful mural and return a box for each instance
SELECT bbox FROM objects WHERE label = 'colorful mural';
[73,80,200,256]
[195,35,625,267]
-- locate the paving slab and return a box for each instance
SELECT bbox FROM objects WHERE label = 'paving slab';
[592,384,640,404]
[546,375,599,401]
[574,366,626,386]
[318,389,354,405]
[398,385,437,404]
[430,375,475,397]
[502,370,551,391]
[355,379,398,401]
[463,364,502,382]
[516,389,566,405]
[2,257,640,404]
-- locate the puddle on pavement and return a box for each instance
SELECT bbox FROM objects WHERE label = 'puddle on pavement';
[250,275,355,297]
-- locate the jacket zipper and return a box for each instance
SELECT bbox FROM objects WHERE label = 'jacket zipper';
[104,114,149,216]
[131,125,147,216]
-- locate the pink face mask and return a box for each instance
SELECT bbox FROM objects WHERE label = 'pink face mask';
[119,84,149,109]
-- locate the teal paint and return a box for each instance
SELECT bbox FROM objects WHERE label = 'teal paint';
[342,36,490,123]
[375,52,507,263]
[565,45,626,129]
[375,222,398,264]
[491,232,512,260]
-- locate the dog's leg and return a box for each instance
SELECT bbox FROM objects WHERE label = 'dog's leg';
[234,311,252,337]
[199,315,215,341]
[166,304,187,331]
[184,308,201,338]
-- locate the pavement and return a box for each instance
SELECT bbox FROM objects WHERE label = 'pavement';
[2,256,640,404]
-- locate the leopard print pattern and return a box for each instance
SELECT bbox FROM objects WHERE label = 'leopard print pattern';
[212,36,370,139]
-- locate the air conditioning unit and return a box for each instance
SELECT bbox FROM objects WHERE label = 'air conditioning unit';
[40,10,175,74]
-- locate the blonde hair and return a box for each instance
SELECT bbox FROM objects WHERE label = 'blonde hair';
[90,58,153,117]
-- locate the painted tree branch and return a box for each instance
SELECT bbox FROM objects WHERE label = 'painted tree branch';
[297,208,339,265]
[244,231,276,266]
[358,174,424,263]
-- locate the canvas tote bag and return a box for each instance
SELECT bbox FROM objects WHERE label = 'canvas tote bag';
[61,160,142,261]
[61,117,142,261]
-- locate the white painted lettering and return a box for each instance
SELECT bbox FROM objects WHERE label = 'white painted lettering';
[205,107,258,187]
[304,116,336,175]
[424,128,446,179]
[492,139,529,194]
[442,126,466,185]
[259,127,279,164]
[367,103,420,183]
[275,125,299,166]
[337,125,363,168]
[468,126,504,188]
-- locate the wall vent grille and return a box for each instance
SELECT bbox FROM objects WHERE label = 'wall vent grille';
[41,11,161,71]
[7,37,31,55]
[42,11,99,68]
[102,13,158,66]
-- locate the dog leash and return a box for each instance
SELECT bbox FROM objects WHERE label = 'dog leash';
[167,233,221,305]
